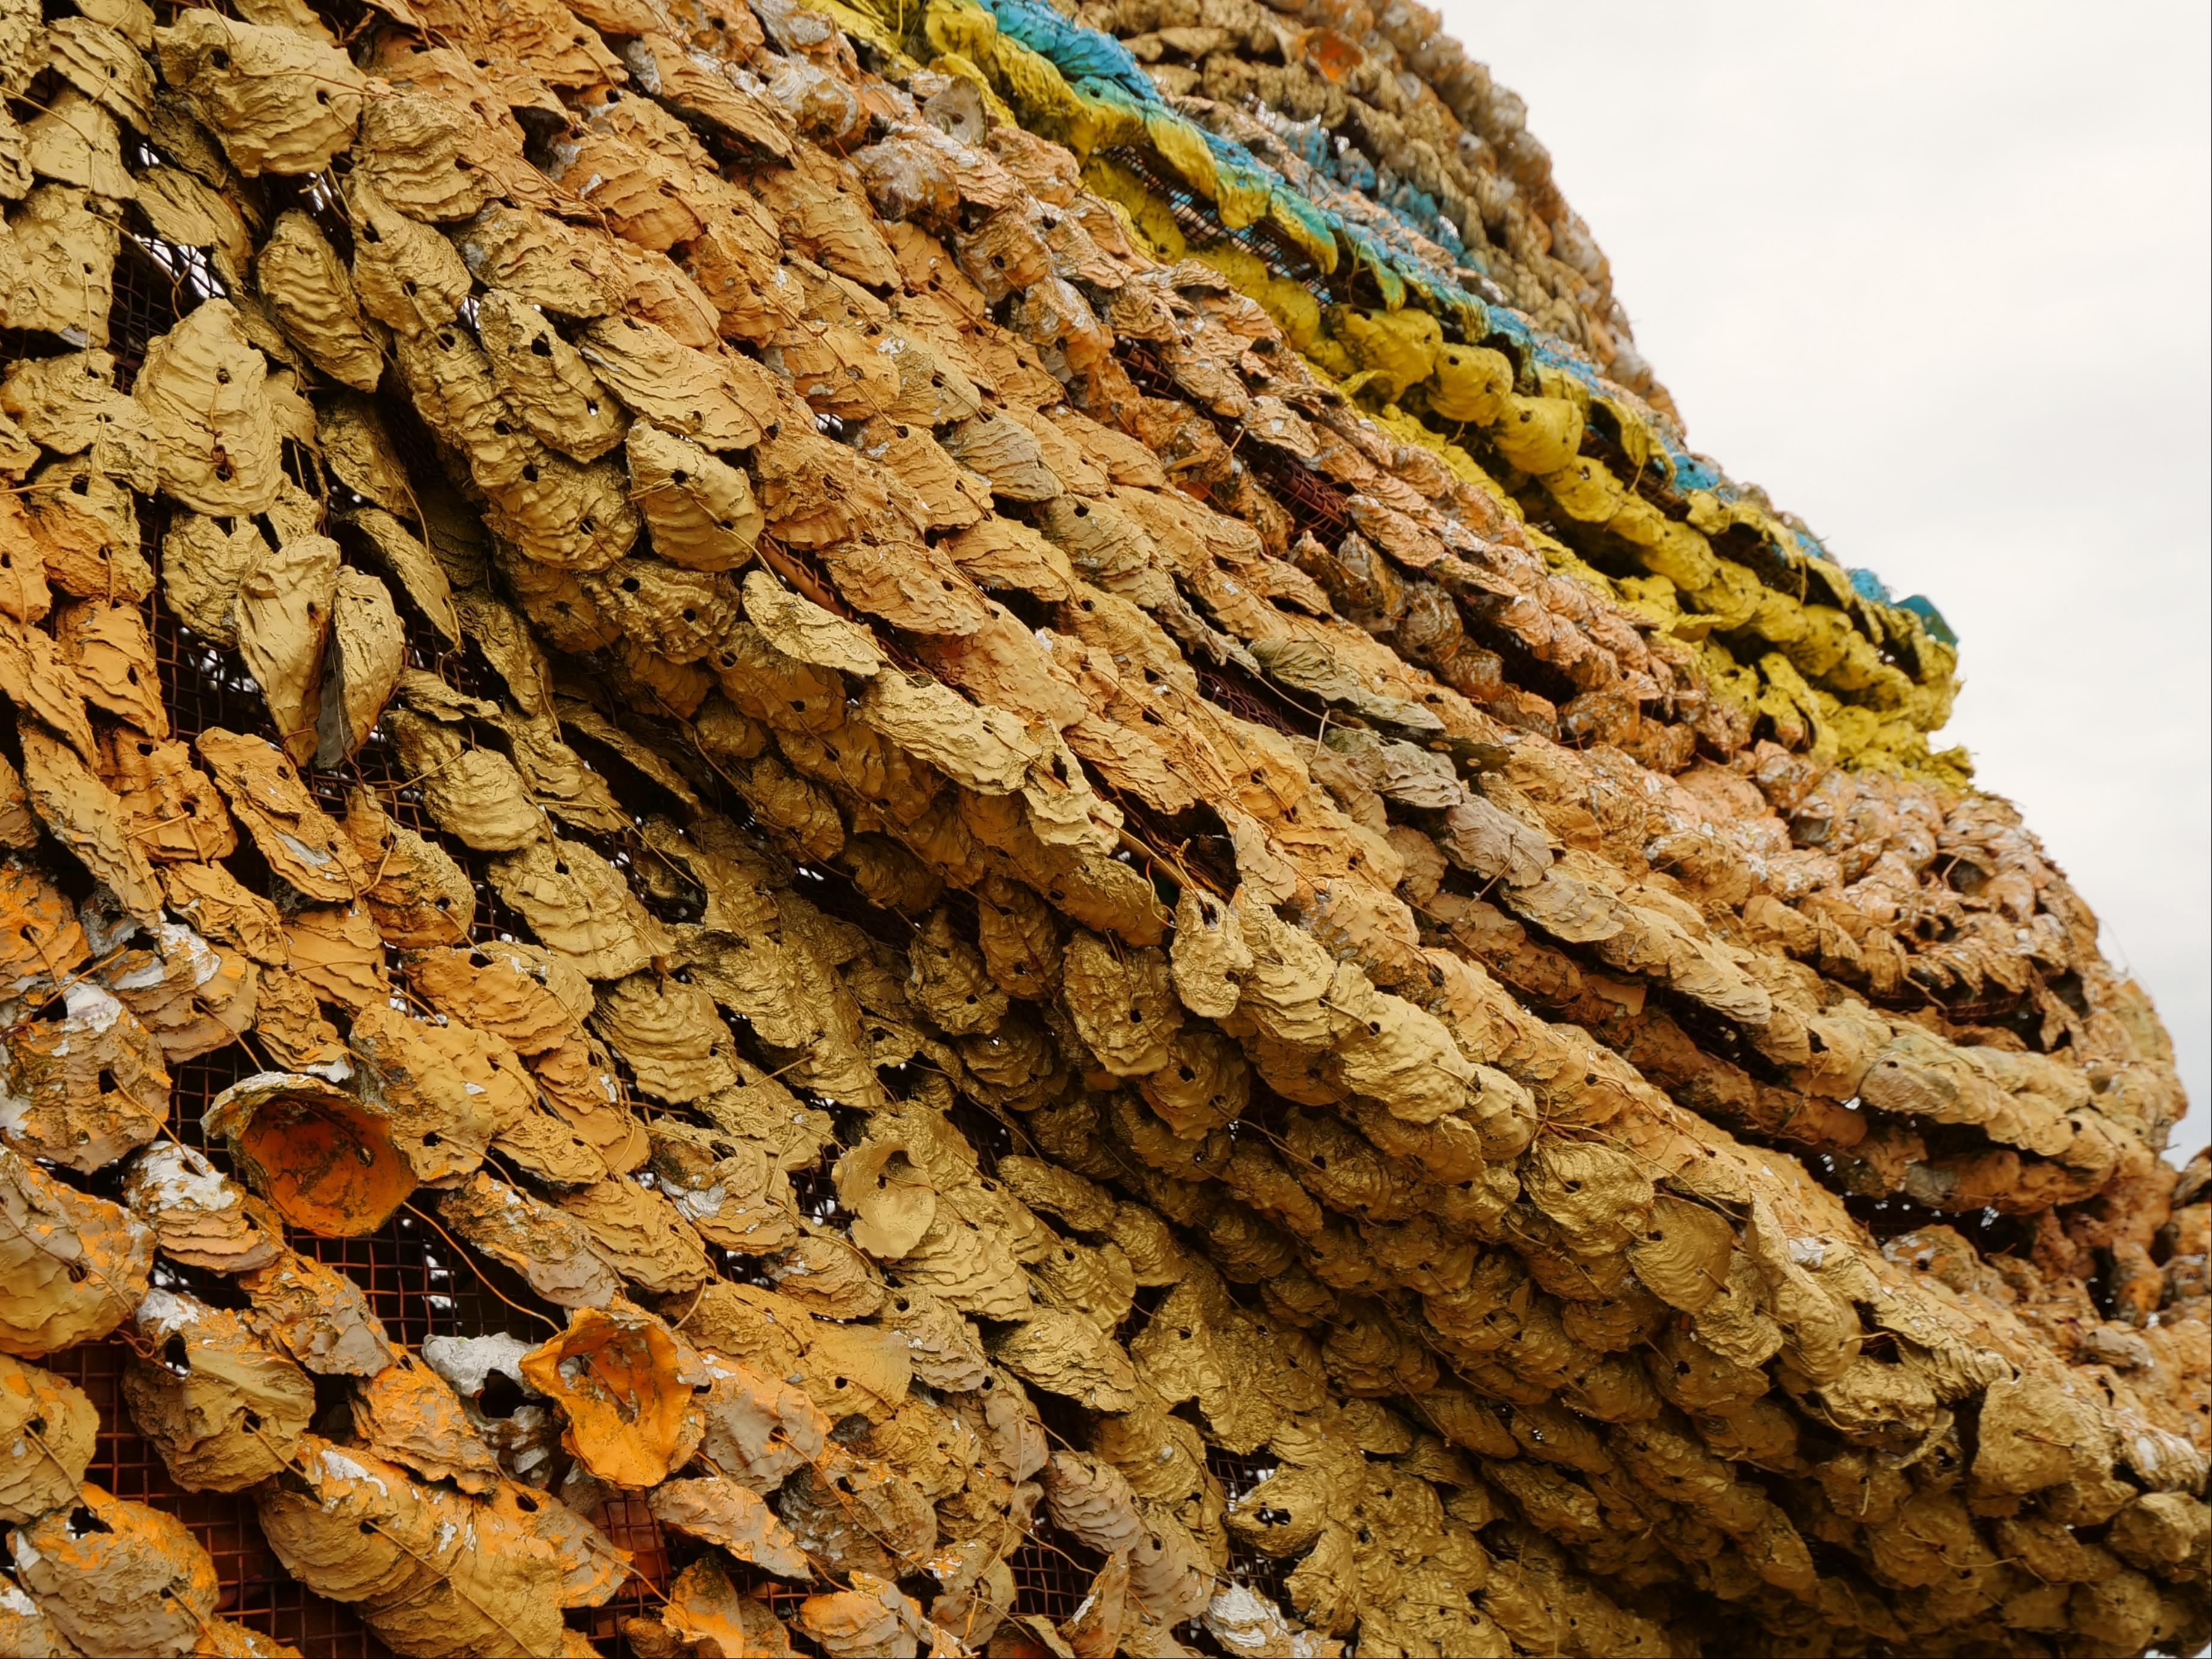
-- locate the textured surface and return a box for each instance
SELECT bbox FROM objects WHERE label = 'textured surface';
[0,0,2204,1654]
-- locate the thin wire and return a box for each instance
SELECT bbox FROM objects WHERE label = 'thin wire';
[243,1424,549,1653]
[401,1202,560,1336]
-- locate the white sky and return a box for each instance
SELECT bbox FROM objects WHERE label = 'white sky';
[1436,0,2211,1163]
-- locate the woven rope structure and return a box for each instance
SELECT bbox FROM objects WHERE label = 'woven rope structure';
[0,0,2204,1653]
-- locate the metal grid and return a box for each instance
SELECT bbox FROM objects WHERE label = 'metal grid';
[2,152,644,1657]
[41,518,676,1651]
[1206,1449,1298,1611]
[148,602,541,948]
[1113,337,1353,549]
[1095,146,1336,301]
[1243,442,1353,544]
[149,543,454,810]
[23,135,1235,1659]
[573,1491,673,1654]
[1008,1529,1108,1626]
[43,1340,389,1658]
[70,572,1197,1658]
[43,1037,670,1657]
[0,215,195,390]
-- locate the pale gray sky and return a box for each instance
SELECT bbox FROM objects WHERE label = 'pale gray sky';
[1440,0,2211,1161]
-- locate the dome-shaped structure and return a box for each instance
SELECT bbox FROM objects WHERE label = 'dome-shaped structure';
[0,0,2201,1652]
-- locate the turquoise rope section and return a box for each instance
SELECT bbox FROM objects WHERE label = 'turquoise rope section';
[970,0,1954,641]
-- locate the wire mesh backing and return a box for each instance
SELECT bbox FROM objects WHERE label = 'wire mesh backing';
[24,179,1276,1659]
[56,620,1204,1657]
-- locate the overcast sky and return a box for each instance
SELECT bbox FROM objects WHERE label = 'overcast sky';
[1436,0,2211,1163]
